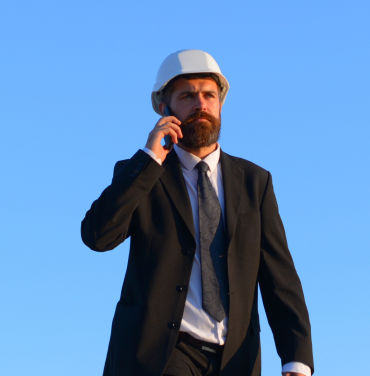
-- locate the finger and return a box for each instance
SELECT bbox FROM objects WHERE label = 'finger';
[166,122,183,138]
[161,115,181,125]
[156,121,183,139]
[166,128,179,144]
[158,115,181,126]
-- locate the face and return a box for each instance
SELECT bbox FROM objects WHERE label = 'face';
[160,78,222,149]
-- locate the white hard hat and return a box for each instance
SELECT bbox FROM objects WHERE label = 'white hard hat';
[151,49,230,114]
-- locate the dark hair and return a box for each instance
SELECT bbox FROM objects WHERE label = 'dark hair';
[161,73,222,105]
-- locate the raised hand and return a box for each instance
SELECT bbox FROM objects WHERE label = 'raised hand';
[145,115,182,162]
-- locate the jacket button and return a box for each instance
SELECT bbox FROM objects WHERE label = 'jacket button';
[168,321,180,329]
[176,285,188,293]
[131,173,136,177]
[133,169,139,174]
[181,248,195,256]
[138,162,145,167]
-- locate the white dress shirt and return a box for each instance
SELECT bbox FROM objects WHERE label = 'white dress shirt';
[142,145,311,376]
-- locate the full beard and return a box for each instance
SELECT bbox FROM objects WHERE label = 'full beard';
[178,111,221,149]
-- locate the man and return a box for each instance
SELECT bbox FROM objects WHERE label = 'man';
[81,49,314,376]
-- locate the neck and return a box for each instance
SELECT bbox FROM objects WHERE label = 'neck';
[177,142,218,159]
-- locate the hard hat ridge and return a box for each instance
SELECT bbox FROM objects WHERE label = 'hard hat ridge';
[151,49,229,114]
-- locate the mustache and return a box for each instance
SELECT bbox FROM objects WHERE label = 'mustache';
[182,111,218,126]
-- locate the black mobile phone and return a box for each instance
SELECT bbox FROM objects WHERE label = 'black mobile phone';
[163,105,174,151]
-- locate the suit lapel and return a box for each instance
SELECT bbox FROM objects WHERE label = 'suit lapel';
[220,150,244,251]
[159,150,196,241]
[159,149,243,250]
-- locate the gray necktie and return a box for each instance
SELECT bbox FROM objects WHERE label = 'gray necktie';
[196,161,229,322]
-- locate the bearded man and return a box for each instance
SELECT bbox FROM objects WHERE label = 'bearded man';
[81,50,314,376]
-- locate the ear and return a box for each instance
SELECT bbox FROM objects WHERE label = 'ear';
[158,103,166,116]
[219,101,223,115]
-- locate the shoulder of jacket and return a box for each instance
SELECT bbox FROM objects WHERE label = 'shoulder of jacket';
[113,159,129,176]
[221,151,269,178]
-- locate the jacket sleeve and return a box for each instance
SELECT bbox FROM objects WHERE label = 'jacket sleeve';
[258,171,314,373]
[81,150,164,252]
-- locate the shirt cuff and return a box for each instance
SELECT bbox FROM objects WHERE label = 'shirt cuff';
[282,361,311,376]
[142,147,162,165]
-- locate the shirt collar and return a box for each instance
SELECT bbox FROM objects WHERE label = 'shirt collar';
[173,143,220,172]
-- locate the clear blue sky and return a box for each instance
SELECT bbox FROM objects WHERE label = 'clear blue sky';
[1,1,369,374]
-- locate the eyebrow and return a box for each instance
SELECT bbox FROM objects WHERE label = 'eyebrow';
[177,89,218,96]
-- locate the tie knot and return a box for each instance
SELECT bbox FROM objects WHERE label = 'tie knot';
[196,161,209,173]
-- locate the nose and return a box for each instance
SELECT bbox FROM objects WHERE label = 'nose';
[193,93,207,112]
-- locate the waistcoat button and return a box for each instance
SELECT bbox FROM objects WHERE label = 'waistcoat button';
[176,285,188,292]
[168,321,180,329]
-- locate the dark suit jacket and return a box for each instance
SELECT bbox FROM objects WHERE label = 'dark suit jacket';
[81,149,314,376]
